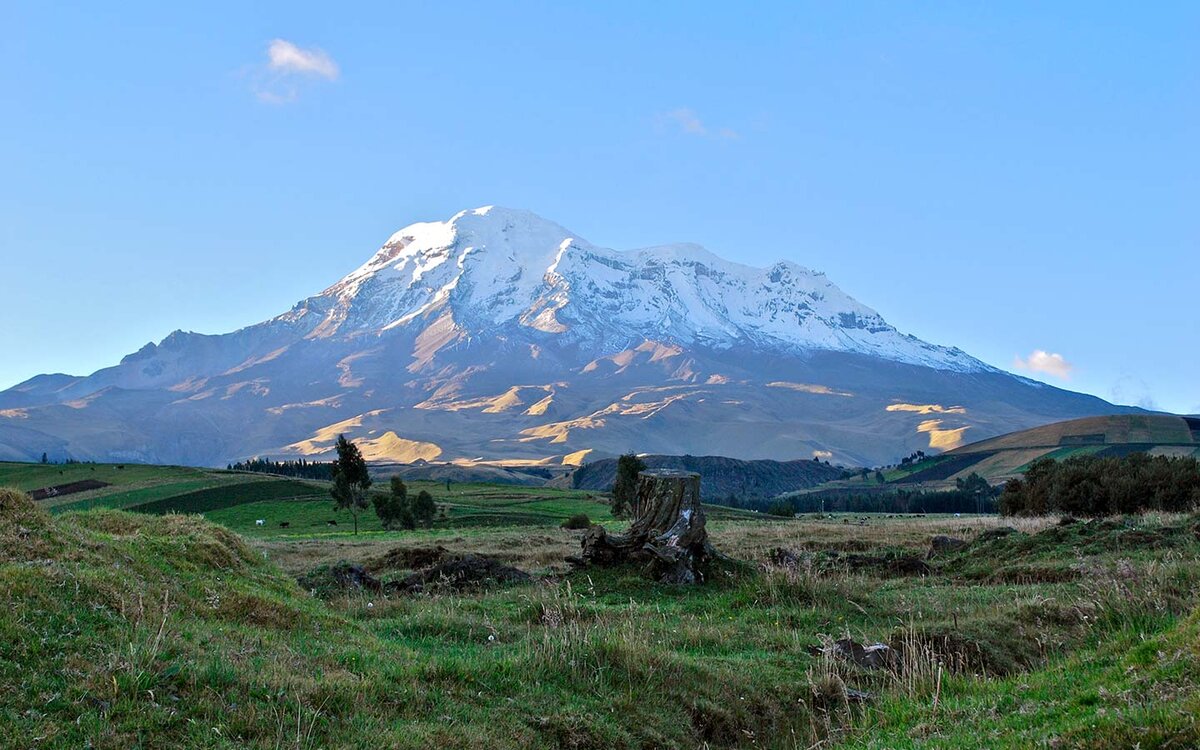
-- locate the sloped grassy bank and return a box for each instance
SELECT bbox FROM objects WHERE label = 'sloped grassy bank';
[2,488,1199,748]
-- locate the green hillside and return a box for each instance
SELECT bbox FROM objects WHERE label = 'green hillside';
[0,460,760,540]
[4,482,1200,748]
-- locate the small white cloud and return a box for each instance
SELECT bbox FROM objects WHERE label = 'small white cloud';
[812,450,833,460]
[1013,350,1073,380]
[249,39,339,104]
[267,39,339,80]
[658,108,739,139]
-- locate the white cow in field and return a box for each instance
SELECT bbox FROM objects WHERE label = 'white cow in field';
[255,519,265,526]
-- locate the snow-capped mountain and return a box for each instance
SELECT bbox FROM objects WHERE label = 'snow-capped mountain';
[280,206,984,370]
[0,207,1129,467]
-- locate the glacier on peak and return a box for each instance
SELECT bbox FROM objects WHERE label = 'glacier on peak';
[275,206,988,373]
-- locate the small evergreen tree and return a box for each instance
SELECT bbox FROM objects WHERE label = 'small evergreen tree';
[40,452,48,464]
[330,435,372,535]
[611,454,646,518]
[411,489,436,528]
[374,476,414,530]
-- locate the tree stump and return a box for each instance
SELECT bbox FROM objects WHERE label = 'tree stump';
[576,469,717,584]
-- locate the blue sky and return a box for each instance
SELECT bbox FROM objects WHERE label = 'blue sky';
[2,2,1197,412]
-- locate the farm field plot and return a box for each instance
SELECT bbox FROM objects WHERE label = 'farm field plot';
[952,414,1198,454]
[0,461,286,513]
[207,481,764,540]
[0,462,208,502]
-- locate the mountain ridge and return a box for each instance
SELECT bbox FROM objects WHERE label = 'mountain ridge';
[0,206,1133,467]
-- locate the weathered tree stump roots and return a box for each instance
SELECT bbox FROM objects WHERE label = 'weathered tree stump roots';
[573,469,718,584]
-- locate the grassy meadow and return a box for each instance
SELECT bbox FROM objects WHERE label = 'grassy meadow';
[1,461,1199,748]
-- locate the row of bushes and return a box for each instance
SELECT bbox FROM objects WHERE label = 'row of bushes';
[1000,453,1200,516]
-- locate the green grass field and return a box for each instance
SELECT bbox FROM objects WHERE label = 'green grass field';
[2,460,1199,748]
[0,461,763,541]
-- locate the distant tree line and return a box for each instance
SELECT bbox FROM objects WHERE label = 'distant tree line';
[227,457,333,480]
[1000,454,1200,516]
[761,473,999,516]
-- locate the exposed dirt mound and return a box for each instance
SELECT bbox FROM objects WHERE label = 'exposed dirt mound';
[301,550,532,597]
[819,549,931,576]
[389,554,531,594]
[298,562,383,596]
[768,545,931,576]
[364,545,450,574]
[929,535,967,555]
[29,479,110,501]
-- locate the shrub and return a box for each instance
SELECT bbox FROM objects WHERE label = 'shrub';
[561,513,591,530]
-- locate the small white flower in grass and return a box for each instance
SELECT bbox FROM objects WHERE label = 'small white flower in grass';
[367,602,374,609]
[488,634,496,642]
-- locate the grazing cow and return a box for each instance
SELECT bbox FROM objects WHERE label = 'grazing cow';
[327,520,338,526]
[279,521,290,528]
[255,519,265,526]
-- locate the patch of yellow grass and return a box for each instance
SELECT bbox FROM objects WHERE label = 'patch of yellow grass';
[767,382,854,397]
[355,432,443,462]
[886,403,967,415]
[918,419,970,450]
[561,449,592,466]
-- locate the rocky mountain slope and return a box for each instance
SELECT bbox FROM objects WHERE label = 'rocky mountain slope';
[0,207,1133,467]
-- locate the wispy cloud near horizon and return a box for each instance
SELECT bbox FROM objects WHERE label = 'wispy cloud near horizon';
[250,39,339,104]
[1014,349,1074,380]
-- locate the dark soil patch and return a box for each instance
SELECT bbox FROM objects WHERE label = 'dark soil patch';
[29,479,110,501]
[297,562,382,596]
[389,554,531,594]
[817,550,931,576]
[300,551,532,598]
[365,545,450,574]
